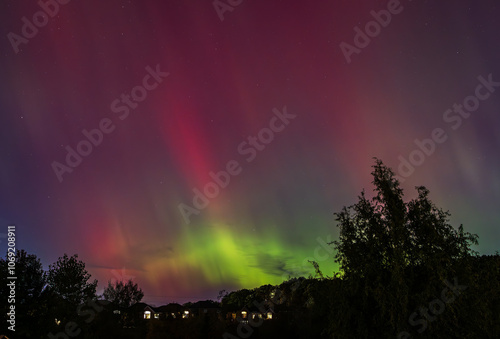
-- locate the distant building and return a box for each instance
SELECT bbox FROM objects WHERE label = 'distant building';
[142,303,191,320]
[228,305,275,323]
[188,300,221,318]
[143,305,160,319]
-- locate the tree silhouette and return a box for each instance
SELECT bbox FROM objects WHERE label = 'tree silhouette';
[330,159,479,336]
[0,250,49,336]
[103,279,144,308]
[46,253,97,306]
[0,250,46,304]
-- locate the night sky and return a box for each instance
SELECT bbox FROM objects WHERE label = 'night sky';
[1,0,499,305]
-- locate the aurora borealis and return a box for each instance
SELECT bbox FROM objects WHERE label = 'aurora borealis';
[1,0,499,305]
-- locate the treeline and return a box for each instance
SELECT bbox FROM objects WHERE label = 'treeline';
[0,251,147,338]
[219,255,499,338]
[2,251,497,338]
[2,160,499,338]
[219,160,500,338]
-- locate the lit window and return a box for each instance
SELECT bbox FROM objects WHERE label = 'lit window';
[144,311,151,319]
[267,312,273,320]
[241,311,247,319]
[183,310,189,318]
[154,313,160,319]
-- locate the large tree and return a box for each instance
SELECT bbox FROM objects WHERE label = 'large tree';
[0,250,49,336]
[330,159,478,337]
[0,249,46,304]
[47,253,97,306]
[103,279,144,308]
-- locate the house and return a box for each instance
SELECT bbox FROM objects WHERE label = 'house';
[228,305,275,323]
[156,303,189,319]
[188,300,221,318]
[141,303,193,320]
[143,305,161,319]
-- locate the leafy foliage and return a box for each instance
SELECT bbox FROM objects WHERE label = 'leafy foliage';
[103,279,144,308]
[47,253,98,305]
[1,159,498,338]
[330,159,480,336]
[0,250,50,336]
